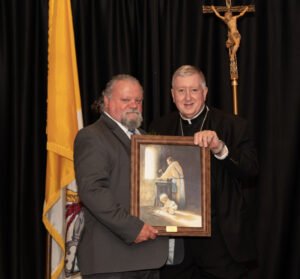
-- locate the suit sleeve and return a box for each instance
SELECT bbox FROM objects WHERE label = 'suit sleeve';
[221,118,259,178]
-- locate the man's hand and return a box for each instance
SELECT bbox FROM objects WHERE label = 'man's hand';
[134,224,158,244]
[194,130,224,155]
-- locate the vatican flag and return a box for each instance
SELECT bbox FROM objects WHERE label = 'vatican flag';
[43,0,83,278]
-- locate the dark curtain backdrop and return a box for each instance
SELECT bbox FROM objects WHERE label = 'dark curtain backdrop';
[1,0,300,278]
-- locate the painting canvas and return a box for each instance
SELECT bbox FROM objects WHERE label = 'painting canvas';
[131,135,211,236]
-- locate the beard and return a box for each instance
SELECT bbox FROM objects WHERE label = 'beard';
[120,109,143,130]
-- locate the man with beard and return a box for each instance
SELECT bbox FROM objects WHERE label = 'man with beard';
[74,74,168,279]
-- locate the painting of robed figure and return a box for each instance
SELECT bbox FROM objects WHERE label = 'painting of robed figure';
[131,135,211,236]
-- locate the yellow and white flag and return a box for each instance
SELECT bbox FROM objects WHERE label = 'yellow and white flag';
[43,0,83,278]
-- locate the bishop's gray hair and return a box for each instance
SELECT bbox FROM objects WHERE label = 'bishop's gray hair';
[172,65,207,89]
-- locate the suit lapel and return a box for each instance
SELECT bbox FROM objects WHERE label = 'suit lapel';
[101,113,131,156]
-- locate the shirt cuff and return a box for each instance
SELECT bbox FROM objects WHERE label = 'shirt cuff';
[214,144,229,160]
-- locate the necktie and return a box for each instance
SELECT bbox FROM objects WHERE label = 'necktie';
[128,129,136,138]
[128,129,136,134]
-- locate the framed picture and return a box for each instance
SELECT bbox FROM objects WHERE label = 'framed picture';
[131,134,211,236]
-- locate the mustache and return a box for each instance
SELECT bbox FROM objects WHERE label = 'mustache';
[124,109,141,115]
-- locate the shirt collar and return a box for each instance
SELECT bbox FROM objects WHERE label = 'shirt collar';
[180,105,206,124]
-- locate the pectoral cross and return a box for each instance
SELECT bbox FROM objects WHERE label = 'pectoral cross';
[203,0,255,115]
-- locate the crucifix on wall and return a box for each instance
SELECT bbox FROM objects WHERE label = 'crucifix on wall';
[203,0,255,115]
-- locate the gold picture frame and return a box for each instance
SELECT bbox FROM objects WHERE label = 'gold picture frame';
[131,135,211,236]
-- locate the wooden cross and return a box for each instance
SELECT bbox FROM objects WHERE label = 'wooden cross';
[203,0,255,115]
[203,0,255,14]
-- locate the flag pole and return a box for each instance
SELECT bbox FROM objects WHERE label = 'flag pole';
[45,233,51,279]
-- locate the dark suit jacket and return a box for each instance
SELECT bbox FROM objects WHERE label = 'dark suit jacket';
[74,113,168,275]
[149,107,259,262]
